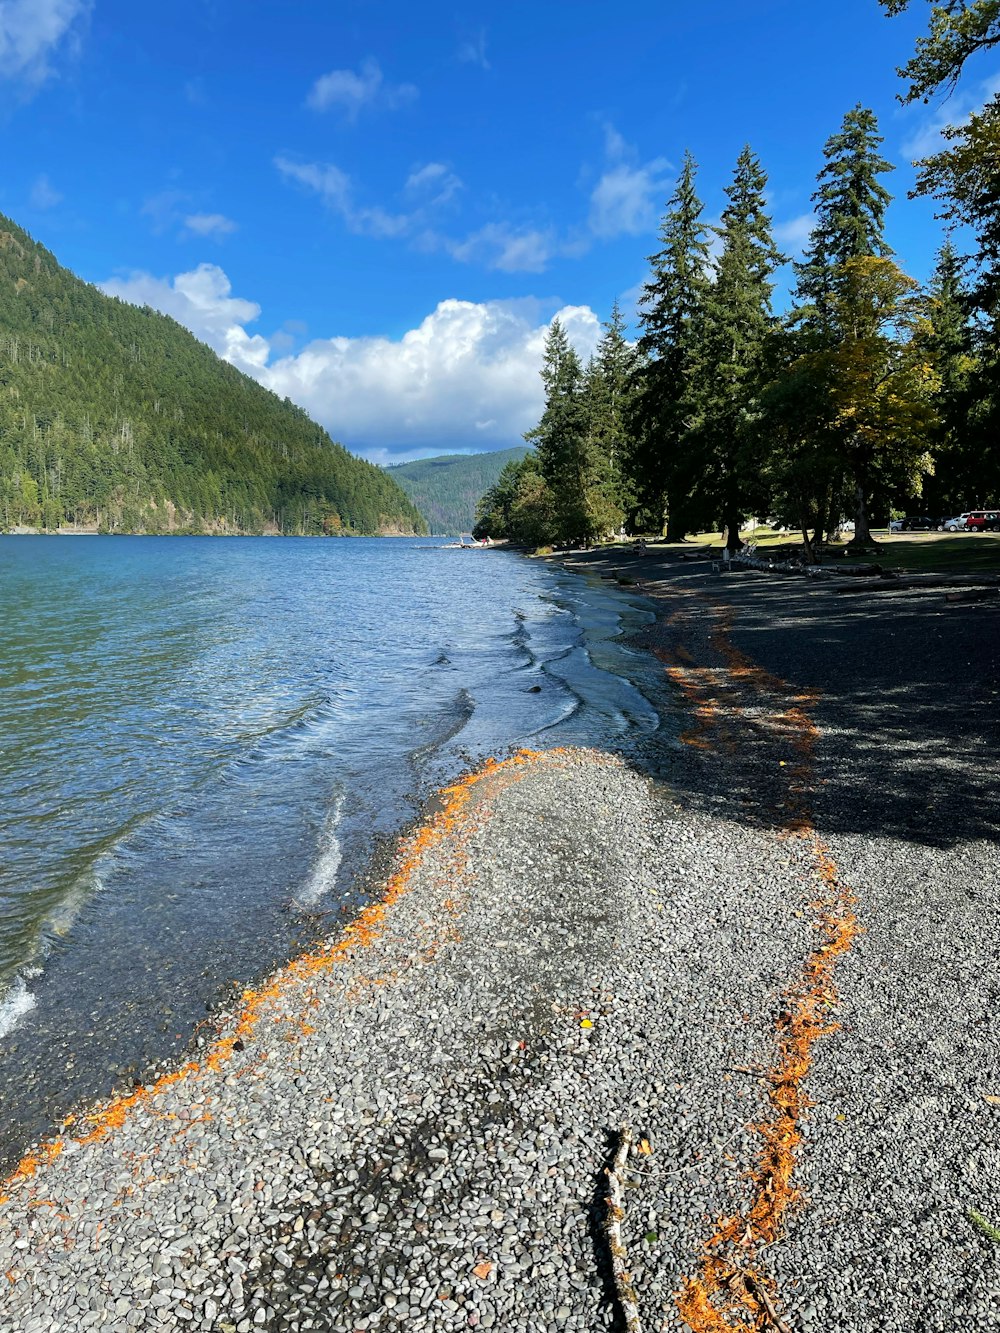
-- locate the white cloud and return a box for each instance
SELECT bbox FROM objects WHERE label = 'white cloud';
[901,69,1000,159]
[588,126,671,240]
[458,30,490,70]
[29,173,61,209]
[183,212,238,240]
[444,223,560,274]
[275,156,554,270]
[0,0,89,85]
[99,262,602,455]
[260,299,601,453]
[274,123,669,275]
[100,264,270,372]
[405,162,463,207]
[306,57,417,119]
[774,212,815,253]
[274,156,411,237]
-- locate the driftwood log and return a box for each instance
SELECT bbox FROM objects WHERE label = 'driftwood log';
[605,1125,642,1333]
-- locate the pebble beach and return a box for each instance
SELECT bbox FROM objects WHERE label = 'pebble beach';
[2,553,999,1333]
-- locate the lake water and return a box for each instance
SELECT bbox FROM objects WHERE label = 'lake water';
[0,535,659,1163]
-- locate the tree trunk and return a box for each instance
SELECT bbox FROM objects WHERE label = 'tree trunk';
[664,506,686,542]
[849,478,875,547]
[823,480,842,544]
[724,502,742,553]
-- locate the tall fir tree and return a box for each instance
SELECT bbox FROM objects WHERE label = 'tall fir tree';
[697,145,784,550]
[775,106,896,544]
[526,319,614,544]
[795,105,895,331]
[584,300,637,527]
[912,90,1000,500]
[925,241,984,508]
[634,150,711,536]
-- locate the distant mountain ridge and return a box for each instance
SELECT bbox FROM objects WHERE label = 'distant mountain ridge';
[387,446,530,534]
[0,214,425,536]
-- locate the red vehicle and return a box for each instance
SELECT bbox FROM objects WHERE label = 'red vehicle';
[963,510,1000,532]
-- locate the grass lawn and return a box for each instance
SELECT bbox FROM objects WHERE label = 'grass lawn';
[635,529,1000,574]
[856,534,1000,574]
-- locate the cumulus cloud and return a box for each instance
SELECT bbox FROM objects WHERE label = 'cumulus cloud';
[0,0,89,85]
[100,264,270,372]
[183,212,238,240]
[588,125,672,240]
[306,57,417,119]
[29,173,61,209]
[99,262,602,455]
[260,299,601,454]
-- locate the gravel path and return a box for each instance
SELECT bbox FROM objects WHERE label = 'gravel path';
[2,555,998,1333]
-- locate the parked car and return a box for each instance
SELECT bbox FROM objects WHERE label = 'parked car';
[963,510,1000,532]
[941,514,971,530]
[891,515,936,531]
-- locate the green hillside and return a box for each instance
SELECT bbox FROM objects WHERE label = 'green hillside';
[0,216,426,536]
[387,446,530,534]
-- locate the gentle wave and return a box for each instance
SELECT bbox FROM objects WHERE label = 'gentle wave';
[296,794,346,909]
[0,537,663,1162]
[0,975,37,1040]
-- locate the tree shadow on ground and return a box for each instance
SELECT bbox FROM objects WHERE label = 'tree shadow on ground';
[614,560,1000,852]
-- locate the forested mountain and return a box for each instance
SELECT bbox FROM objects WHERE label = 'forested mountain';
[387,446,529,533]
[0,215,426,535]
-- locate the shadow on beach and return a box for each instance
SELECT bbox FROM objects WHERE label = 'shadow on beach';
[558,546,1000,852]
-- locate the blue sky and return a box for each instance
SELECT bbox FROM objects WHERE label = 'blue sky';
[1,0,994,461]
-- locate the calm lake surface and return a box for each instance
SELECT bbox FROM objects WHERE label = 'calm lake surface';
[0,535,658,1163]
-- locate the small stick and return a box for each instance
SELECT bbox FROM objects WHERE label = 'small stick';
[741,1269,792,1333]
[605,1125,642,1333]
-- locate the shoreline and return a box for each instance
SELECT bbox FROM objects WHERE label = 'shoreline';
[1,555,998,1330]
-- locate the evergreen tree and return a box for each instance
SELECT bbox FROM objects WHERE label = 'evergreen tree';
[526,320,617,545]
[696,146,784,550]
[904,42,1000,502]
[928,242,976,415]
[914,95,1000,321]
[795,105,894,330]
[823,258,938,542]
[584,300,637,528]
[766,257,938,549]
[634,151,711,536]
[924,240,993,508]
[473,452,553,544]
[780,106,895,542]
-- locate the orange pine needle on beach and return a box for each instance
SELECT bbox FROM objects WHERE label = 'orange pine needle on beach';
[0,748,560,1207]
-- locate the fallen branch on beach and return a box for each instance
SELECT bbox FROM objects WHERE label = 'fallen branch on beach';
[738,1268,794,1333]
[605,1124,643,1333]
